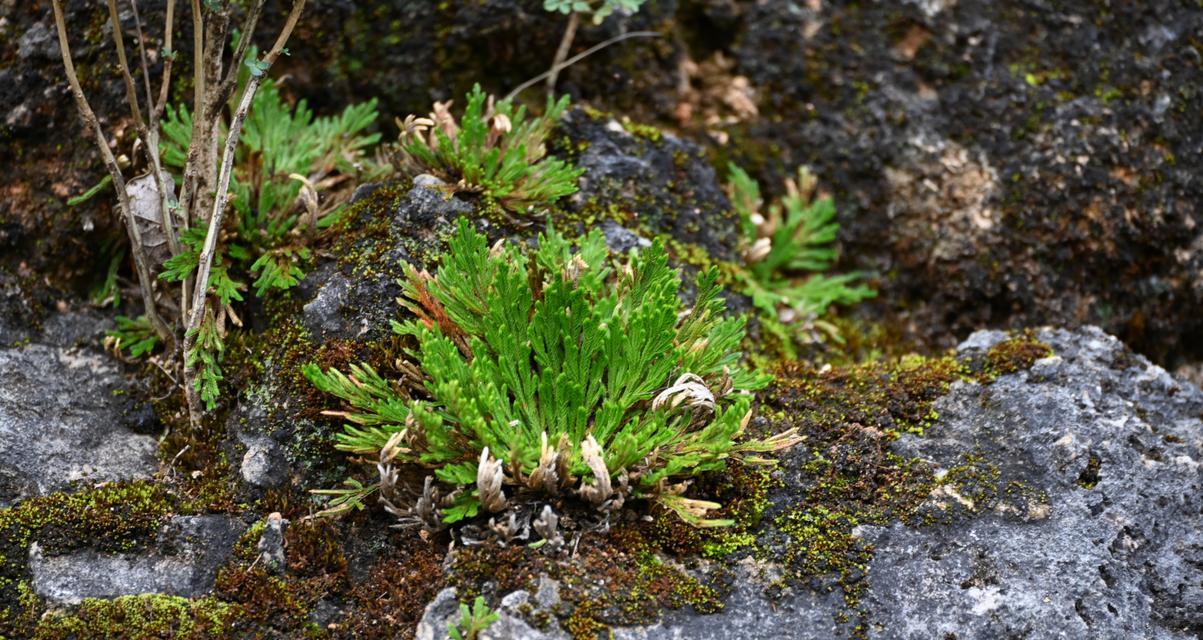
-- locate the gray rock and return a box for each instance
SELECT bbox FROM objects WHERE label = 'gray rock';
[301,267,357,340]
[417,580,570,640]
[415,588,462,640]
[30,515,246,605]
[239,435,288,490]
[559,110,742,262]
[601,220,651,255]
[860,327,1203,638]
[445,327,1202,639]
[37,310,114,348]
[300,179,466,344]
[256,512,289,576]
[17,22,58,60]
[0,344,158,505]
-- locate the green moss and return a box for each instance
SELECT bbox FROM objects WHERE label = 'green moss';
[1077,455,1101,489]
[0,482,183,635]
[32,594,239,639]
[770,506,872,608]
[978,332,1054,380]
[749,333,1056,633]
[619,117,664,143]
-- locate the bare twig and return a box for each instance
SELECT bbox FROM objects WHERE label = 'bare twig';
[213,1,266,108]
[182,0,306,425]
[51,0,174,348]
[504,30,661,102]
[546,11,579,95]
[128,0,154,108]
[106,0,147,134]
[153,0,176,123]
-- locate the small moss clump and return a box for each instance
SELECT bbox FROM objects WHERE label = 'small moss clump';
[0,482,184,635]
[980,331,1054,379]
[32,594,239,639]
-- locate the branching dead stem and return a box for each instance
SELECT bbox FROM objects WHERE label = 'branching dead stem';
[182,0,306,425]
[52,0,307,427]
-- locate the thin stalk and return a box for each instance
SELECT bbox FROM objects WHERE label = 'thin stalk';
[51,0,174,349]
[182,0,306,425]
[504,30,661,103]
[546,11,579,95]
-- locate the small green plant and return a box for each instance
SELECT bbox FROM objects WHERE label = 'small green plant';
[104,315,160,359]
[449,596,499,640]
[391,84,583,213]
[727,164,874,353]
[153,70,381,410]
[544,0,646,24]
[305,219,799,534]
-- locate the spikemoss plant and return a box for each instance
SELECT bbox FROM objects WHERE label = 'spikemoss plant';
[304,219,799,533]
[391,84,583,213]
[727,164,875,354]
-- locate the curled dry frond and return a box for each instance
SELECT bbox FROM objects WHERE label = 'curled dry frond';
[476,448,509,513]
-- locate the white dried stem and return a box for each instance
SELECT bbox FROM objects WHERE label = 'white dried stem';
[476,448,509,513]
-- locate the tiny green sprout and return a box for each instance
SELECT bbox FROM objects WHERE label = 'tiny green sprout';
[245,57,269,78]
[450,596,499,640]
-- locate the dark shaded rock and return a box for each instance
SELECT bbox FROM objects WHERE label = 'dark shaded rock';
[29,515,246,605]
[559,108,741,262]
[729,1,1203,365]
[300,177,467,345]
[0,0,681,293]
[0,343,157,506]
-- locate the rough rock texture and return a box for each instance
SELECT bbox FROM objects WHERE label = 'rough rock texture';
[0,0,676,289]
[0,342,157,505]
[418,580,570,640]
[559,108,741,262]
[29,515,246,605]
[6,1,1202,367]
[299,177,468,345]
[420,327,1203,639]
[729,1,1203,364]
[863,327,1203,638]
